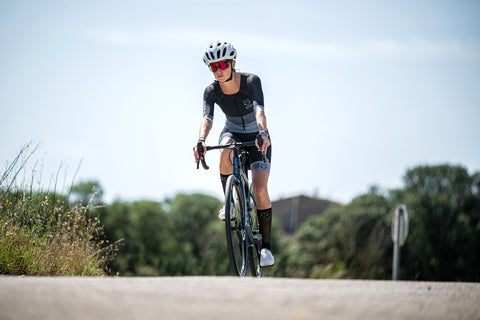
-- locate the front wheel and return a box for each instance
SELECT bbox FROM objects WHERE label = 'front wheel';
[248,185,263,277]
[225,175,248,277]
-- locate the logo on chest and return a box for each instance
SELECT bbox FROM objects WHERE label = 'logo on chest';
[242,98,253,110]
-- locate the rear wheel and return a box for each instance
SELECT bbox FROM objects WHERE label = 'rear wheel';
[248,187,263,277]
[225,175,248,277]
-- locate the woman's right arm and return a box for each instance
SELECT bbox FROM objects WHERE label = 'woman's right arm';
[193,118,212,162]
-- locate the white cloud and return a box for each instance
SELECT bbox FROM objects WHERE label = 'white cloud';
[88,27,480,60]
[88,27,207,46]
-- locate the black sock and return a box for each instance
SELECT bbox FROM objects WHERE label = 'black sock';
[257,207,272,250]
[220,174,229,194]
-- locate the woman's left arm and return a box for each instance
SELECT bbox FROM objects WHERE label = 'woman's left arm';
[256,108,267,132]
[255,109,270,154]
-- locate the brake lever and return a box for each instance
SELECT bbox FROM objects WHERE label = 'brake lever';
[256,134,270,164]
[197,141,209,170]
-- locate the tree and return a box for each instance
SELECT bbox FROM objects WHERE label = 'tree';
[166,193,225,275]
[99,193,227,276]
[281,165,480,281]
[282,186,392,279]
[88,164,480,280]
[391,165,480,281]
[70,180,104,206]
[99,200,171,276]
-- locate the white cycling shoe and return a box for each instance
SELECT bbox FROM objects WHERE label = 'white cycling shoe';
[218,205,235,221]
[260,248,275,267]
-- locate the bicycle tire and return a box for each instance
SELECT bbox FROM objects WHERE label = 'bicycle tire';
[248,186,263,277]
[224,175,248,277]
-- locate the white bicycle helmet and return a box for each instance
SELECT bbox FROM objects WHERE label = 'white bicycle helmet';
[203,40,237,65]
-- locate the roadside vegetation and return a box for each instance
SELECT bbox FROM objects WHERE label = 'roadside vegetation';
[0,144,119,276]
[94,163,480,281]
[2,143,479,281]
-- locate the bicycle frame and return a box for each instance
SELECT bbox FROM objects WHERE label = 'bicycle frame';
[202,142,256,244]
[197,139,265,276]
[231,146,256,248]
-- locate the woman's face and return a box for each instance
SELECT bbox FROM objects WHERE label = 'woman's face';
[211,60,235,82]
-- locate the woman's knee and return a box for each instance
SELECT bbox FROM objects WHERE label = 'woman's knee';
[254,186,271,210]
[254,183,269,198]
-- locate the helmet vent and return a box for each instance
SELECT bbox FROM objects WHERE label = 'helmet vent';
[203,41,236,65]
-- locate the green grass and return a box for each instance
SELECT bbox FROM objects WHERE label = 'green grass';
[0,143,119,276]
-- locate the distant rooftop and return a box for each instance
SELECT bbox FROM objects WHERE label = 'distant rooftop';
[272,195,342,235]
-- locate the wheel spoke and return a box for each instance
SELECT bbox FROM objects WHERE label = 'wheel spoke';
[248,187,263,277]
[225,176,248,277]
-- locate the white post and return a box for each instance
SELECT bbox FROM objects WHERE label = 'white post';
[392,205,408,280]
[392,210,400,280]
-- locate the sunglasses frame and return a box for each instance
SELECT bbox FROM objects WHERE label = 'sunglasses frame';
[208,60,231,72]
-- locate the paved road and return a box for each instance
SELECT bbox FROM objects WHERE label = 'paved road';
[1,276,479,320]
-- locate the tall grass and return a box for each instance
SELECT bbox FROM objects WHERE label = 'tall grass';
[0,143,120,276]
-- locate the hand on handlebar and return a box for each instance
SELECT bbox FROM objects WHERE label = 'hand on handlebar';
[193,140,206,163]
[194,140,209,170]
[256,133,270,156]
[255,133,270,163]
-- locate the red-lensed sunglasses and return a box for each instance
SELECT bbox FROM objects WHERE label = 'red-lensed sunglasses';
[208,61,230,72]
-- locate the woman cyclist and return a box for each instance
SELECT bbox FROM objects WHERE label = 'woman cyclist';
[193,40,274,267]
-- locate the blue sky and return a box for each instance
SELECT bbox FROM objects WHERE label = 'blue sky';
[1,0,479,204]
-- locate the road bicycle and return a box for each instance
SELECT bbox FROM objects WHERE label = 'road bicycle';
[196,135,268,277]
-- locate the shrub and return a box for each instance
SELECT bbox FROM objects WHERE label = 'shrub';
[0,143,119,276]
